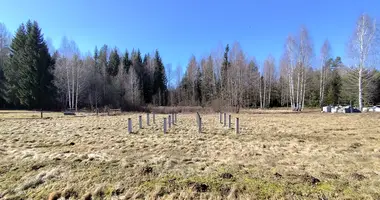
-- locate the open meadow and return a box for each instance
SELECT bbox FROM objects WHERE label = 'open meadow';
[1,110,380,199]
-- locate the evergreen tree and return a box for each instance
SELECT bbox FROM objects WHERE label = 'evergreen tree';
[0,59,5,107]
[142,54,153,104]
[108,48,120,76]
[4,24,27,106]
[123,50,132,73]
[131,49,144,102]
[153,50,167,105]
[221,44,230,102]
[326,57,342,105]
[5,20,55,109]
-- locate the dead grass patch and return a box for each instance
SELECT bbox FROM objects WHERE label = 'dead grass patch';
[0,111,380,199]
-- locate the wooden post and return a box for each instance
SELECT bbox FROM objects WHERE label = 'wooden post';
[163,118,167,134]
[198,117,202,133]
[228,114,231,129]
[223,113,226,127]
[128,118,132,133]
[153,113,155,124]
[96,108,99,116]
[175,113,177,123]
[168,115,172,128]
[139,115,142,129]
[196,112,201,133]
[171,113,175,125]
[40,109,43,119]
[219,112,222,123]
[147,113,150,126]
[235,117,239,134]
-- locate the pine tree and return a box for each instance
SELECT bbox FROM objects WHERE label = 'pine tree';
[108,48,120,76]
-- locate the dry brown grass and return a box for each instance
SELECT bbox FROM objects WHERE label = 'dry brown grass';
[1,110,380,199]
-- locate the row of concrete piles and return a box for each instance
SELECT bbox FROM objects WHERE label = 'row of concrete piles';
[127,113,178,134]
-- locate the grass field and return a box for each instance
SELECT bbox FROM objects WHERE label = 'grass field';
[1,110,380,199]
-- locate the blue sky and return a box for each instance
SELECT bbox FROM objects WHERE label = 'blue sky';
[1,0,380,71]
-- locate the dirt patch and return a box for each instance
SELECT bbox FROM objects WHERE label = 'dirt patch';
[220,173,233,179]
[189,182,209,192]
[63,187,78,199]
[274,172,283,179]
[350,143,362,149]
[351,173,366,181]
[140,166,153,175]
[302,174,321,185]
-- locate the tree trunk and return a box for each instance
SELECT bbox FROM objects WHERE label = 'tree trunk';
[301,68,306,111]
[75,63,79,112]
[358,67,363,110]
[319,63,324,108]
[71,62,75,110]
[259,77,263,108]
[296,70,300,110]
[66,61,71,109]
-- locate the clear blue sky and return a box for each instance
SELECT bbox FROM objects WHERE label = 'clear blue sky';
[1,0,380,70]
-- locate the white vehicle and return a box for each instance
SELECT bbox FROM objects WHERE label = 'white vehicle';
[373,106,380,112]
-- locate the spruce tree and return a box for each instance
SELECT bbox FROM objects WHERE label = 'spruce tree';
[0,58,6,108]
[108,48,120,76]
[221,44,230,102]
[4,24,27,106]
[6,20,55,109]
[123,50,132,73]
[143,54,153,104]
[153,50,167,105]
[326,57,342,105]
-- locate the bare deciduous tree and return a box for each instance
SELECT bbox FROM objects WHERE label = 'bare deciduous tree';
[348,13,379,110]
[298,27,313,111]
[285,35,298,109]
[263,55,275,108]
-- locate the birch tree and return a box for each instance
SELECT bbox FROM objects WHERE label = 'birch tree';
[348,14,379,110]
[263,55,275,108]
[279,55,289,107]
[298,27,313,111]
[285,35,298,109]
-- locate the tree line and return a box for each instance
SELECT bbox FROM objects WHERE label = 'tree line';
[0,14,380,112]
